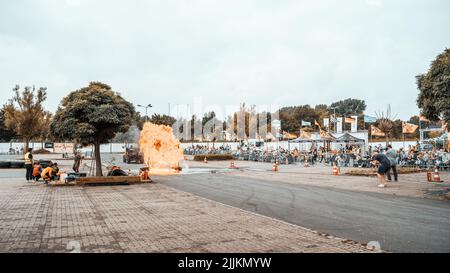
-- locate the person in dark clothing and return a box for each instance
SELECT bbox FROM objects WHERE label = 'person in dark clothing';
[24,148,33,182]
[371,152,391,188]
[386,145,398,182]
[73,152,82,173]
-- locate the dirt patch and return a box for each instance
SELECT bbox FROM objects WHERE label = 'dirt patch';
[345,167,427,177]
[193,154,235,161]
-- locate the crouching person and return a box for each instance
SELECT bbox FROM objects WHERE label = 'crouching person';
[52,163,61,181]
[33,163,42,181]
[41,163,54,184]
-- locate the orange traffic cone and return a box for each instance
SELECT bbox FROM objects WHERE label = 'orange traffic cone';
[332,163,340,176]
[204,157,208,164]
[140,167,150,181]
[230,161,236,169]
[432,167,442,182]
[273,160,279,172]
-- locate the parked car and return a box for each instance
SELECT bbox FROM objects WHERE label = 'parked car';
[123,147,144,164]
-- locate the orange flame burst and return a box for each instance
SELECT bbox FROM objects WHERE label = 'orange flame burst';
[139,122,184,175]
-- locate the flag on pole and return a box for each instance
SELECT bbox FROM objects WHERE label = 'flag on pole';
[336,118,343,133]
[345,117,356,124]
[323,118,330,129]
[350,116,358,133]
[441,120,448,131]
[448,133,450,149]
[402,122,419,134]
[371,125,385,137]
[301,120,311,127]
[364,115,377,123]
[314,120,321,128]
[283,131,297,140]
[320,129,334,140]
[299,129,311,139]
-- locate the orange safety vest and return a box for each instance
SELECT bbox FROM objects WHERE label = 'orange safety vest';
[33,166,41,177]
[41,167,53,179]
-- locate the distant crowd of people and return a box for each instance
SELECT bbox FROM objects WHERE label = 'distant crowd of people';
[184,144,233,155]
[8,147,24,155]
[183,142,450,170]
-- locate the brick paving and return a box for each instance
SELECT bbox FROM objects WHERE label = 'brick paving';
[0,178,372,253]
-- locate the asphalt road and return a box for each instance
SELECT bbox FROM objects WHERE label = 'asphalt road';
[158,172,450,253]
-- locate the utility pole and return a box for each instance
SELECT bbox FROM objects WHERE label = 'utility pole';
[330,107,337,134]
[137,104,153,122]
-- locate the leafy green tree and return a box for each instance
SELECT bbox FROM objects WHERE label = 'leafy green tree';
[3,85,52,151]
[417,48,450,130]
[149,114,177,127]
[202,111,217,127]
[408,115,420,126]
[50,82,136,176]
[0,109,17,142]
[329,98,366,117]
[279,105,320,133]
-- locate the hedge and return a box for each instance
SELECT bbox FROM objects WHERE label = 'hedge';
[193,154,235,161]
[33,149,52,154]
[345,167,426,177]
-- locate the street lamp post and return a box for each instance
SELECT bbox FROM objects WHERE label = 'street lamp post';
[137,104,153,122]
[330,107,337,133]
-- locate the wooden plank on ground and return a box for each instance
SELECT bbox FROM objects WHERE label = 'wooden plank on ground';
[76,176,143,185]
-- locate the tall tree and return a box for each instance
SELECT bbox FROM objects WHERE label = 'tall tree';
[279,105,320,133]
[50,82,136,176]
[417,48,450,130]
[149,114,177,127]
[3,85,52,151]
[329,98,366,117]
[0,109,17,142]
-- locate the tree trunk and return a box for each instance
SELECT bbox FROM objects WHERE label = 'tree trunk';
[94,141,103,176]
[24,138,30,154]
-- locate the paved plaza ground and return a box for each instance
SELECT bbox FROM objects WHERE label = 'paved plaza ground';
[1,153,449,253]
[0,176,370,253]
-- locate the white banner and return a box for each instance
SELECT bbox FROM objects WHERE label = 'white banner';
[54,143,74,154]
[336,118,343,134]
[323,118,329,129]
[351,116,358,133]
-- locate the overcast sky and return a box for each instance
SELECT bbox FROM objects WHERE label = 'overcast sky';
[0,0,449,120]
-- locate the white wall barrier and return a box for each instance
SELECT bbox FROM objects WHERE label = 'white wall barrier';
[0,140,419,155]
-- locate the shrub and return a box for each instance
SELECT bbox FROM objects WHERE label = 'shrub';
[345,167,425,176]
[33,149,52,154]
[193,154,235,161]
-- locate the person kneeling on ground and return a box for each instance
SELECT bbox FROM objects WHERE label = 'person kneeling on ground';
[32,163,42,181]
[52,163,60,181]
[41,163,54,184]
[371,152,391,188]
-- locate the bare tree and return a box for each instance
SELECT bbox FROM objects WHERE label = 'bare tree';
[375,104,397,147]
